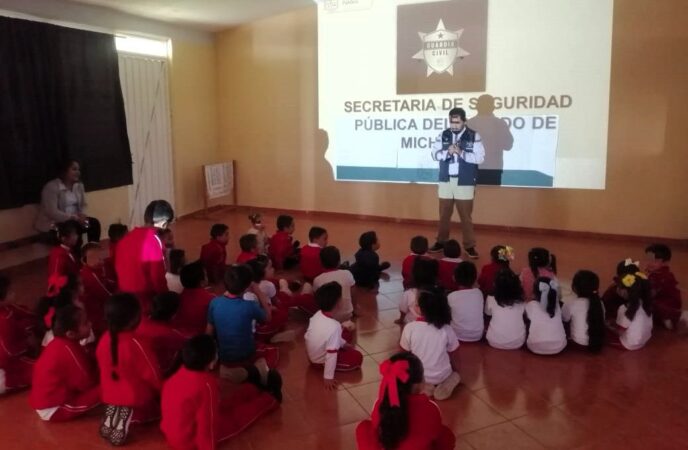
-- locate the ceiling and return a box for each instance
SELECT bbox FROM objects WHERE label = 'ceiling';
[67,0,314,31]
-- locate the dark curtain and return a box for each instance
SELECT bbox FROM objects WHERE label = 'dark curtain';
[0,16,132,210]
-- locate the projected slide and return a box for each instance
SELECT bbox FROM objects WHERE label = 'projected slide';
[317,0,613,188]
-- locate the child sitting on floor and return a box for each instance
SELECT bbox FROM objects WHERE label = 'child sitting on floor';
[305,282,363,390]
[200,224,229,285]
[236,234,260,264]
[80,242,114,336]
[478,245,514,297]
[438,240,462,292]
[161,335,281,450]
[136,292,187,376]
[48,220,80,279]
[485,270,526,350]
[402,236,429,290]
[644,244,686,330]
[562,270,605,352]
[247,213,269,255]
[526,277,567,355]
[268,215,300,270]
[314,246,356,322]
[400,287,461,401]
[607,262,653,351]
[351,231,391,290]
[172,262,214,336]
[300,226,328,282]
[519,247,558,301]
[30,304,100,421]
[448,261,484,342]
[165,249,186,294]
[399,258,439,324]
[104,223,128,283]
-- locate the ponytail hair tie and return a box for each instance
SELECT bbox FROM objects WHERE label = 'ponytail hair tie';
[378,359,410,407]
[47,274,68,298]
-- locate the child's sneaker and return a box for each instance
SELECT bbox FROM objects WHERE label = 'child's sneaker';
[108,406,133,446]
[99,404,117,440]
[219,366,248,383]
[254,357,270,386]
[270,329,298,344]
[342,320,356,332]
[433,372,461,401]
[266,369,284,403]
[302,282,313,295]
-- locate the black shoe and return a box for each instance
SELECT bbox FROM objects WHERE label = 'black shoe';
[465,248,480,259]
[339,261,350,270]
[429,242,444,253]
[266,369,284,403]
[379,261,391,271]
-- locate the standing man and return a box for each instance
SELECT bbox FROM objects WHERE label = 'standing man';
[429,108,485,258]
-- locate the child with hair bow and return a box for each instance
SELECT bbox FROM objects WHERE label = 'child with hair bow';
[526,277,567,355]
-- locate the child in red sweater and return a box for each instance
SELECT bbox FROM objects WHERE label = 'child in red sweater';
[80,243,115,336]
[97,293,162,446]
[268,215,300,270]
[161,335,281,450]
[48,220,80,280]
[236,234,259,264]
[136,292,187,376]
[438,240,462,292]
[300,226,328,282]
[30,305,100,421]
[173,262,215,336]
[402,236,429,289]
[200,223,229,285]
[0,274,37,394]
[477,245,514,297]
[644,244,687,330]
[356,352,455,450]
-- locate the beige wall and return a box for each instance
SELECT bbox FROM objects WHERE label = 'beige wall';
[216,1,688,240]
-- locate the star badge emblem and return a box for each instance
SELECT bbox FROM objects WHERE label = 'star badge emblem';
[413,19,469,77]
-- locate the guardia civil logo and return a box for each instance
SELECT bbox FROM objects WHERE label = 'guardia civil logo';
[413,19,470,77]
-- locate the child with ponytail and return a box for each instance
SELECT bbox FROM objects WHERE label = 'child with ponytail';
[562,270,605,352]
[526,277,567,355]
[608,261,653,350]
[478,245,514,297]
[519,247,558,301]
[355,352,455,450]
[96,293,162,446]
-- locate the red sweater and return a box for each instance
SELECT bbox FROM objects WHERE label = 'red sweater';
[402,254,422,289]
[30,337,99,409]
[115,227,167,298]
[477,262,506,296]
[438,258,461,292]
[135,318,187,373]
[300,244,325,281]
[96,331,161,407]
[236,251,258,264]
[47,245,79,278]
[0,305,34,368]
[649,266,683,322]
[356,394,455,450]
[268,231,295,270]
[80,265,114,336]
[161,367,218,450]
[200,240,227,284]
[172,288,215,336]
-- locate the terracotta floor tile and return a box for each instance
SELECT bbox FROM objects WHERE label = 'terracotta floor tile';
[338,355,382,387]
[437,389,508,435]
[463,421,545,450]
[346,381,379,415]
[473,386,551,420]
[355,328,402,354]
[512,406,597,449]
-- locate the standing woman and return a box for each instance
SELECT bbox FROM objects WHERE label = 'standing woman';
[35,159,101,243]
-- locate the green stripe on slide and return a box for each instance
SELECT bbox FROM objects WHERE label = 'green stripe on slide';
[335,167,553,187]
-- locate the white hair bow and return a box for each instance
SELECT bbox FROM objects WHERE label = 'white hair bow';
[624,258,640,267]
[538,279,559,308]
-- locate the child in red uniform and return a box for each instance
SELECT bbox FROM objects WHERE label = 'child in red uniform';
[602,260,638,321]
[300,226,328,282]
[115,200,173,314]
[402,236,429,289]
[438,240,462,292]
[356,352,456,450]
[200,224,229,285]
[136,292,187,376]
[236,234,259,264]
[104,224,128,284]
[161,335,281,450]
[0,274,37,394]
[48,220,80,279]
[478,245,513,297]
[245,258,295,344]
[268,215,300,270]
[97,293,162,446]
[30,305,100,421]
[38,274,89,348]
[80,243,114,336]
[644,244,686,330]
[173,262,214,336]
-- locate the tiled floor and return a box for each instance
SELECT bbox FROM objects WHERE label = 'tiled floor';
[1,208,687,449]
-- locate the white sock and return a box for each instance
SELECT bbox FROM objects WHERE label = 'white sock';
[302,282,313,294]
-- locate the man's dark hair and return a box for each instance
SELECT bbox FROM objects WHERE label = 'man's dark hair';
[449,107,467,121]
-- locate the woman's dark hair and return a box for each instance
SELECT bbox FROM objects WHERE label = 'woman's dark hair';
[528,247,557,278]
[410,236,429,255]
[449,107,467,121]
[58,158,80,178]
[105,293,141,380]
[180,261,206,289]
[493,269,523,307]
[571,270,604,352]
[308,226,327,242]
[52,304,84,338]
[443,240,461,259]
[417,287,451,329]
[150,291,181,322]
[616,263,652,320]
[377,352,424,450]
[533,277,558,318]
[246,258,267,282]
[239,234,258,252]
[0,273,10,300]
[108,223,129,243]
[224,264,253,295]
[359,231,378,251]
[168,249,186,275]
[182,334,218,371]
[36,274,80,325]
[454,261,477,287]
[411,257,438,288]
[320,246,341,269]
[276,215,294,231]
[143,200,174,226]
[57,220,80,242]
[210,223,229,239]
[315,281,342,312]
[490,245,511,268]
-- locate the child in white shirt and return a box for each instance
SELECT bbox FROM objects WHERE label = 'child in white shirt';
[608,263,653,350]
[305,282,363,390]
[526,277,567,355]
[562,270,606,352]
[400,287,460,401]
[447,261,484,342]
[247,213,269,255]
[314,246,356,323]
[484,269,526,350]
[398,257,439,324]
[165,249,185,294]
